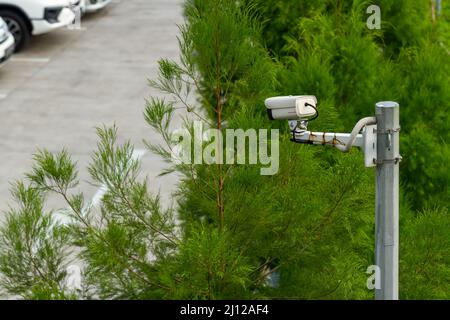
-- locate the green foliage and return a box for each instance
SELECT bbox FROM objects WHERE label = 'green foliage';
[182,0,277,120]
[172,0,378,300]
[220,141,375,299]
[160,226,255,299]
[0,183,72,298]
[176,0,450,299]
[400,207,450,299]
[375,0,432,54]
[249,0,450,209]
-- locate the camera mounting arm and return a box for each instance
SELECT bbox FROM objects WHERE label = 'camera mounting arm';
[290,117,377,167]
[264,95,378,167]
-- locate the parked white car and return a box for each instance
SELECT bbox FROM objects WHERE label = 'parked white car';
[0,0,80,51]
[0,17,14,65]
[83,0,111,13]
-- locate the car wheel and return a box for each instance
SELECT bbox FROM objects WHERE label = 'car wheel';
[0,10,30,52]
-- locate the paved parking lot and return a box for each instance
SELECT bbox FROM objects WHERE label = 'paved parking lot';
[0,0,184,218]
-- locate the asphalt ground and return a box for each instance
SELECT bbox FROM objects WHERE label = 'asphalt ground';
[0,0,184,220]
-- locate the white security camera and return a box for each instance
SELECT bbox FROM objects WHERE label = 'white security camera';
[265,95,318,120]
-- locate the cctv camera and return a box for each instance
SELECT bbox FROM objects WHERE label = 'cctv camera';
[265,95,317,120]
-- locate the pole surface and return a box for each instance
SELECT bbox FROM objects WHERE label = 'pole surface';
[375,101,400,300]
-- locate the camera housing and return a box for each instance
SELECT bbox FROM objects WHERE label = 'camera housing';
[265,95,317,120]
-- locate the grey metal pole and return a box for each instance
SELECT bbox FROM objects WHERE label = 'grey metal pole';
[375,101,400,300]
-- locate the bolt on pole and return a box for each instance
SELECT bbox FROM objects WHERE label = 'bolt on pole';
[375,101,400,300]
